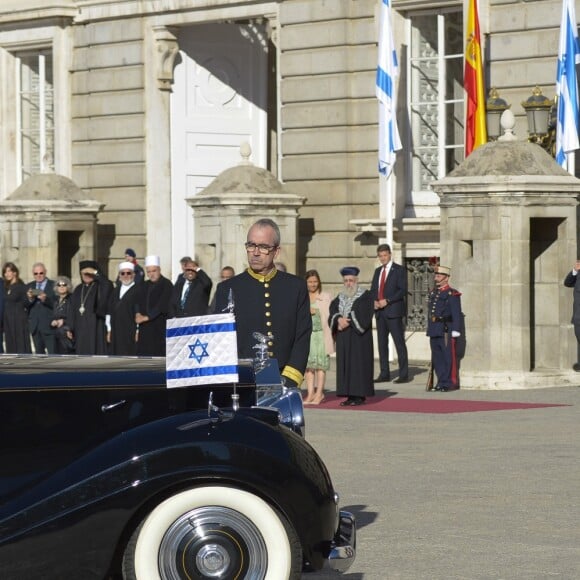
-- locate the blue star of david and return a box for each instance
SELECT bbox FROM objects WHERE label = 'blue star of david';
[188,338,209,363]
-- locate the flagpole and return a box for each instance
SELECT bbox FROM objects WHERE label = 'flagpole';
[384,175,393,246]
[376,0,401,245]
[380,174,394,246]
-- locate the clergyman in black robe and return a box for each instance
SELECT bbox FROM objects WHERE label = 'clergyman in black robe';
[329,266,374,406]
[135,256,173,357]
[68,260,113,355]
[107,262,139,356]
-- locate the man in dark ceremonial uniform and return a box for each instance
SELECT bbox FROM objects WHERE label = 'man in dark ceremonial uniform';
[68,260,113,355]
[329,266,375,406]
[135,255,173,356]
[426,264,463,391]
[213,218,311,388]
[106,261,139,355]
[169,259,212,318]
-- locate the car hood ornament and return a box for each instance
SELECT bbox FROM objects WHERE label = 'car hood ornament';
[252,331,272,373]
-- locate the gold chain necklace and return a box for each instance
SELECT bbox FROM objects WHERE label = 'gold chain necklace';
[79,283,94,315]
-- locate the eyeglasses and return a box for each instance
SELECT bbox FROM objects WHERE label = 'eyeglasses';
[33,272,45,276]
[119,271,134,276]
[56,282,68,287]
[245,242,277,255]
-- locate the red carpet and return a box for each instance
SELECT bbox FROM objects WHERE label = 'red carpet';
[306,394,569,414]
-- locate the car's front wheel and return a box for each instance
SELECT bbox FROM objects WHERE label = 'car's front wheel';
[122,486,302,580]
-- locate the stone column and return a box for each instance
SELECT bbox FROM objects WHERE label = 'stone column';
[433,140,580,388]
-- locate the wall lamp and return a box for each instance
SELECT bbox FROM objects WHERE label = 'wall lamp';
[521,85,556,156]
[486,87,511,141]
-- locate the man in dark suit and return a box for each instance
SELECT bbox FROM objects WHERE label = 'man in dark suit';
[370,244,409,383]
[26,262,56,354]
[564,259,580,370]
[169,259,212,318]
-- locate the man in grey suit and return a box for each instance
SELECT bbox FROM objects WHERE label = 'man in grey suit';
[26,262,56,354]
[370,244,409,383]
[564,259,580,370]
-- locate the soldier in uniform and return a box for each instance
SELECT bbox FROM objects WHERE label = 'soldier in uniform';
[426,264,462,391]
[213,218,312,389]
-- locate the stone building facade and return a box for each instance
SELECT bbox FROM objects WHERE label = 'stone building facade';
[0,0,576,351]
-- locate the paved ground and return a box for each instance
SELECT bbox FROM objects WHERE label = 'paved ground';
[301,362,580,579]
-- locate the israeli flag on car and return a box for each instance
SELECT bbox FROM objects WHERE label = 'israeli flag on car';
[166,313,239,388]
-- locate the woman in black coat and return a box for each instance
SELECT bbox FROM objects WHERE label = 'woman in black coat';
[2,262,32,354]
[51,275,75,354]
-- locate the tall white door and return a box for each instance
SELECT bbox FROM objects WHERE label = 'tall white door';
[170,23,268,271]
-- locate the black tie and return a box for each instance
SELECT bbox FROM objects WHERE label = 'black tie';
[181,282,190,309]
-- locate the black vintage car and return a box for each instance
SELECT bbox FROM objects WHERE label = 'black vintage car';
[0,355,355,579]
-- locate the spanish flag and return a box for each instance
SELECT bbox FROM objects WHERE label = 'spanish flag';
[464,0,487,156]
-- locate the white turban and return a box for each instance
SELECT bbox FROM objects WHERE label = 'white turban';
[118,261,135,271]
[144,255,160,267]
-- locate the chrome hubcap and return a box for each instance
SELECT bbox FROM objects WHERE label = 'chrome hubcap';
[158,506,267,579]
[196,544,230,576]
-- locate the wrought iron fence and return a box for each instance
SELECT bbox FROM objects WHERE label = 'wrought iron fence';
[405,258,434,332]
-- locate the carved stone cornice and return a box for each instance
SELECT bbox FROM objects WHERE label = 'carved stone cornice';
[153,25,179,91]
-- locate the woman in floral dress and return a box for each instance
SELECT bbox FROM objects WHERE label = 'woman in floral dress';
[303,270,334,404]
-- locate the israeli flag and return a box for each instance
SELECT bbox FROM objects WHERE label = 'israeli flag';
[166,313,239,388]
[556,0,580,168]
[376,0,401,176]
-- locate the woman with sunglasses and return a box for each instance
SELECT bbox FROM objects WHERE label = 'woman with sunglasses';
[2,262,32,353]
[51,276,75,354]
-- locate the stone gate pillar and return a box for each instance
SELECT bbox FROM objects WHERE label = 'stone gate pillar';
[432,140,580,388]
[188,146,305,280]
[0,173,104,285]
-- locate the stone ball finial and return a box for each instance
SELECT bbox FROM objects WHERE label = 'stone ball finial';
[498,109,517,142]
[239,142,252,165]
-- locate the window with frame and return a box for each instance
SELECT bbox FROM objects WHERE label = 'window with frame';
[408,9,464,194]
[17,49,54,180]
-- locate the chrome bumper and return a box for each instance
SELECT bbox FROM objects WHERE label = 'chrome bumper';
[327,510,356,572]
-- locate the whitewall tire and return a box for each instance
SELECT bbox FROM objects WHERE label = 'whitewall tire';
[122,485,301,580]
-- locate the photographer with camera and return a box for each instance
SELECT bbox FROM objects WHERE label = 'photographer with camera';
[26,262,56,354]
[67,260,113,355]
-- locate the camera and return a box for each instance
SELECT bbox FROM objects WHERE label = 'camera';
[29,288,41,296]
